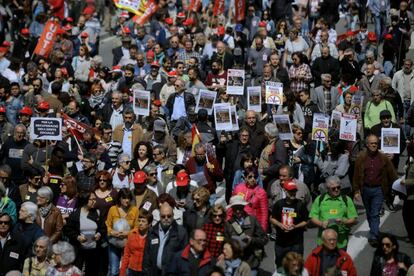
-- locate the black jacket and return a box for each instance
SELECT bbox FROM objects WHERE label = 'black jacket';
[312,56,340,86]
[183,206,210,234]
[0,136,29,184]
[165,92,196,120]
[0,232,26,275]
[11,222,44,258]
[211,52,234,71]
[142,222,188,276]
[370,252,412,276]
[112,46,124,66]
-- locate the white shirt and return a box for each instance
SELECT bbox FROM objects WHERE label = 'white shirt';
[170,93,187,121]
[121,128,133,156]
[109,105,124,130]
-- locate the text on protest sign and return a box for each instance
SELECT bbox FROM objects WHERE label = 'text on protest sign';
[30,117,63,141]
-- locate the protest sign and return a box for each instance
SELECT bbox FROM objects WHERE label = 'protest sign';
[214,103,232,131]
[273,115,293,140]
[247,86,261,113]
[133,89,150,116]
[331,110,342,128]
[235,0,245,21]
[312,113,330,142]
[339,113,357,141]
[30,117,62,141]
[381,128,400,154]
[265,81,283,105]
[34,20,60,58]
[196,89,217,115]
[350,95,364,117]
[230,105,239,131]
[227,69,245,95]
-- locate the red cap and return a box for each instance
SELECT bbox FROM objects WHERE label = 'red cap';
[19,106,33,116]
[384,33,393,40]
[165,17,174,25]
[349,85,358,93]
[183,18,193,26]
[80,32,89,38]
[150,61,160,67]
[346,30,354,37]
[60,67,68,77]
[177,12,186,18]
[167,70,177,77]
[123,27,131,34]
[110,65,122,73]
[0,47,7,53]
[176,171,189,186]
[153,99,162,107]
[120,11,129,18]
[21,28,30,35]
[66,17,74,23]
[63,25,73,31]
[367,32,377,41]
[0,106,6,113]
[218,26,225,35]
[283,180,297,191]
[2,41,11,47]
[83,6,94,15]
[37,101,50,110]
[57,28,65,35]
[133,171,147,184]
[146,50,155,57]
[258,21,266,27]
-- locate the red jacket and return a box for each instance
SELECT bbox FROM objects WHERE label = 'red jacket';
[305,245,357,276]
[227,183,268,231]
[185,156,223,194]
[120,228,147,276]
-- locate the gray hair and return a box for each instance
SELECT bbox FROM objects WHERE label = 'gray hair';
[118,153,131,164]
[321,74,332,81]
[91,55,103,65]
[32,236,52,257]
[321,228,338,240]
[325,176,341,187]
[52,241,76,265]
[0,164,11,176]
[14,124,27,134]
[382,76,392,85]
[37,186,54,203]
[366,50,374,57]
[264,123,279,139]
[21,201,38,222]
[144,164,157,175]
[153,144,166,155]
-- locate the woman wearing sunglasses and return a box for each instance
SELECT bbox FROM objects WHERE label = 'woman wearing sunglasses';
[109,154,134,191]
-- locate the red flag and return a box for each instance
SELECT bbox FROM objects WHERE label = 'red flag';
[34,20,60,58]
[132,0,158,25]
[188,0,201,12]
[213,0,225,16]
[191,124,201,156]
[234,0,245,22]
[62,113,100,141]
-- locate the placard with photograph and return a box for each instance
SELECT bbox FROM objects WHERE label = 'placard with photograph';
[133,89,150,116]
[247,86,261,112]
[230,105,239,131]
[381,128,400,154]
[196,89,217,115]
[227,69,245,95]
[214,103,232,131]
[339,113,357,141]
[273,115,293,140]
[350,94,364,118]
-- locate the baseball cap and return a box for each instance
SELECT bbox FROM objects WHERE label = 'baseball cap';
[2,41,11,47]
[83,6,94,15]
[176,171,189,186]
[346,30,354,37]
[120,11,129,18]
[0,47,7,53]
[123,27,131,34]
[218,26,225,35]
[37,101,50,111]
[167,70,177,78]
[183,18,193,26]
[150,61,160,68]
[258,21,266,28]
[19,106,33,116]
[110,65,122,73]
[153,119,166,132]
[235,24,243,32]
[21,28,30,35]
[165,17,174,25]
[0,106,6,113]
[283,180,298,191]
[133,171,147,184]
[80,32,89,38]
[146,50,155,58]
[177,12,186,18]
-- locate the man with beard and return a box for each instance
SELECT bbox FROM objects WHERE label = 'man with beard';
[24,78,49,109]
[132,171,158,214]
[152,145,175,191]
[118,64,145,92]
[211,41,234,70]
[0,124,28,185]
[185,143,223,195]
[135,27,152,53]
[75,152,98,192]
[100,91,125,130]
[312,46,340,87]
[205,60,227,92]
[134,53,147,78]
[113,36,132,66]
[143,120,177,163]
[0,106,14,145]
[113,109,144,158]
[143,203,188,275]
[66,100,90,125]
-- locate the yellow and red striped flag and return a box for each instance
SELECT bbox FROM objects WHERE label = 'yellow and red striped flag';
[191,124,201,156]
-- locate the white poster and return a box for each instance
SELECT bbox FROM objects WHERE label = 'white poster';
[247,86,262,113]
[312,113,330,142]
[265,81,283,105]
[350,95,364,118]
[381,128,400,154]
[339,113,357,141]
[331,110,342,128]
[196,89,217,115]
[214,103,232,131]
[133,89,150,116]
[30,117,62,141]
[230,105,239,131]
[273,115,293,140]
[226,69,245,95]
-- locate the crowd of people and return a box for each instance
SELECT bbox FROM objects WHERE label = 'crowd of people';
[1,0,414,275]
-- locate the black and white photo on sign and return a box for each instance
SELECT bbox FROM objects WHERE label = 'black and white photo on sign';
[247,86,261,113]
[273,115,293,140]
[226,69,245,95]
[350,94,364,117]
[133,89,150,116]
[381,128,400,154]
[30,117,63,141]
[196,89,217,115]
[331,110,342,128]
[339,113,357,142]
[265,81,283,105]
[214,103,232,131]
[230,105,239,131]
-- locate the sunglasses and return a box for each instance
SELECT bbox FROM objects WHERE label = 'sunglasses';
[246,175,255,179]
[212,214,223,218]
[330,186,341,191]
[161,215,172,219]
[0,220,10,225]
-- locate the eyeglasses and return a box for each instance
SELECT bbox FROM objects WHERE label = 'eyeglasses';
[369,142,378,145]
[99,179,108,182]
[246,175,255,179]
[295,132,303,135]
[161,214,172,219]
[0,220,10,225]
[150,173,157,176]
[212,213,223,218]
[330,186,341,191]
[195,239,207,243]
[122,160,131,164]
[33,177,42,182]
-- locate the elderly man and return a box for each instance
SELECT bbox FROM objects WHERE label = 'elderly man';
[311,74,340,115]
[142,119,177,163]
[152,145,175,190]
[166,79,196,126]
[143,203,188,276]
[310,176,357,250]
[353,134,398,246]
[361,51,384,75]
[311,46,340,87]
[360,63,385,105]
[258,123,288,187]
[99,91,125,130]
[243,110,267,157]
[113,109,144,158]
[211,41,234,70]
[305,229,357,276]
[168,229,215,275]
[364,90,396,131]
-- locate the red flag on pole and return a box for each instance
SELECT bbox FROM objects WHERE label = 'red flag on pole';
[213,0,225,16]
[234,0,246,22]
[34,19,60,58]
[188,0,202,12]
[62,113,100,141]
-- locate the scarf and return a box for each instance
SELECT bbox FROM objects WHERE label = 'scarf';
[89,92,106,109]
[224,259,241,276]
[39,203,52,218]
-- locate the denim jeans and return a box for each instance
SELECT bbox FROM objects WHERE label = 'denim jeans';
[108,244,123,276]
[362,186,384,240]
[383,61,394,77]
[374,13,387,42]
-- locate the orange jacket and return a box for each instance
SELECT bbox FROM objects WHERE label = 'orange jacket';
[120,228,147,275]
